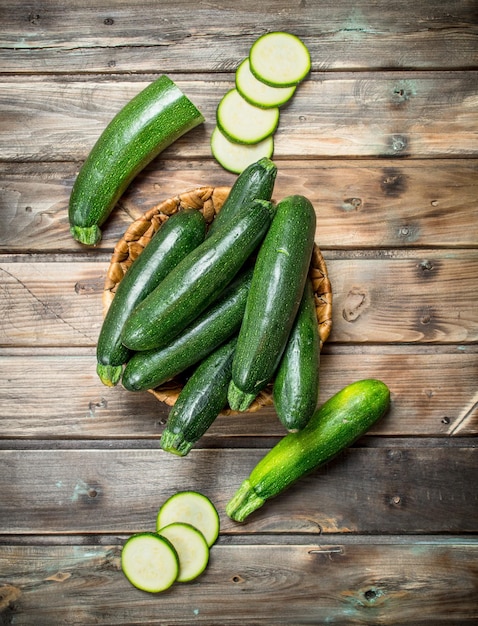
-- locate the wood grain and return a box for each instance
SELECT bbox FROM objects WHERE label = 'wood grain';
[0,447,476,535]
[1,0,477,73]
[0,540,477,625]
[1,74,477,162]
[0,350,476,437]
[1,160,477,252]
[1,253,476,346]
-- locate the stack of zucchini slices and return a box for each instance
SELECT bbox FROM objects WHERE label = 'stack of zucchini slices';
[211,31,311,174]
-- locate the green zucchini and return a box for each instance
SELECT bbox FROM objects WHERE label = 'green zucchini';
[161,336,237,456]
[121,268,253,392]
[216,88,279,145]
[249,32,311,88]
[226,379,391,522]
[207,156,277,237]
[121,199,275,352]
[211,126,274,175]
[69,75,204,246]
[121,532,179,593]
[272,278,320,432]
[158,522,210,583]
[228,194,316,411]
[96,209,207,387]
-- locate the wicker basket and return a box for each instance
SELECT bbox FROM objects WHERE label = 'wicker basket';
[103,186,333,412]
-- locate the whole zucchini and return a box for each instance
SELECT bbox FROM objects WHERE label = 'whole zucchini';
[206,156,277,238]
[121,268,253,392]
[228,194,316,411]
[226,379,391,522]
[272,278,320,432]
[121,199,275,352]
[160,336,237,457]
[96,209,207,387]
[69,75,204,245]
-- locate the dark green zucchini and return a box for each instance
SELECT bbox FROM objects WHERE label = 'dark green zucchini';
[96,209,207,387]
[272,278,320,432]
[121,199,275,352]
[206,156,277,238]
[121,268,253,392]
[160,336,237,456]
[226,379,391,522]
[228,194,316,411]
[69,75,204,245]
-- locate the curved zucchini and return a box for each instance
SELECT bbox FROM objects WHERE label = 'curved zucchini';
[69,75,204,245]
[161,336,237,456]
[272,279,320,432]
[121,268,253,392]
[121,199,275,352]
[96,209,206,387]
[207,156,277,237]
[228,194,316,411]
[226,379,391,522]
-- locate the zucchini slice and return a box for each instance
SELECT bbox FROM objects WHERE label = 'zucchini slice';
[249,32,311,87]
[211,126,274,174]
[156,491,220,548]
[158,522,210,582]
[236,58,296,108]
[121,532,179,593]
[216,89,279,144]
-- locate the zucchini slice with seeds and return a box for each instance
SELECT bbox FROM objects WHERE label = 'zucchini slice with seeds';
[236,58,296,108]
[249,31,311,87]
[157,491,220,548]
[121,532,179,593]
[216,89,279,145]
[211,126,274,175]
[158,522,210,582]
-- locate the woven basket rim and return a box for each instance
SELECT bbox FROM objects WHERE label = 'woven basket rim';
[103,186,333,412]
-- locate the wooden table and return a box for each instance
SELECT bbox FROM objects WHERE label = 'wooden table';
[1,1,477,623]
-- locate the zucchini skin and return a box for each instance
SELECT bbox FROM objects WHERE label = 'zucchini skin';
[160,336,237,456]
[206,157,277,238]
[226,379,391,522]
[69,75,204,246]
[272,279,320,432]
[121,199,275,352]
[121,268,253,392]
[229,194,316,409]
[96,209,206,387]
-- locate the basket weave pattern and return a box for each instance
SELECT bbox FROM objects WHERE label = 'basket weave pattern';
[103,186,333,412]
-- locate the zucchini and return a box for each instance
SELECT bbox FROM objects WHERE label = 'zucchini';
[249,32,311,88]
[207,156,277,237]
[235,58,296,108]
[211,126,274,175]
[226,379,391,522]
[121,532,179,592]
[216,88,279,145]
[121,199,275,352]
[273,279,320,432]
[228,194,317,411]
[121,268,253,392]
[157,491,220,548]
[158,522,210,582]
[96,209,206,387]
[161,336,237,456]
[69,75,204,246]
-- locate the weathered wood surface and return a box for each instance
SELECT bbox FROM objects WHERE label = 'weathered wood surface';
[1,540,476,625]
[1,0,477,623]
[2,160,478,252]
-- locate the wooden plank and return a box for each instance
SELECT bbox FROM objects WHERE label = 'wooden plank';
[1,73,477,162]
[1,0,477,73]
[0,447,476,535]
[0,350,476,437]
[1,159,477,252]
[0,540,477,624]
[1,253,477,347]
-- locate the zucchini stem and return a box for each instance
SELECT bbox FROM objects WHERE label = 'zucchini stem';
[227,380,257,412]
[225,480,264,522]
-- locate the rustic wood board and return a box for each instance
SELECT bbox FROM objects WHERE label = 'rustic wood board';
[1,0,477,623]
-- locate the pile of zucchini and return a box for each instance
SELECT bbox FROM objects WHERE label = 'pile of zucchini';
[96,154,330,443]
